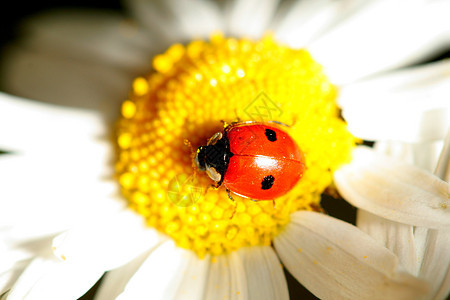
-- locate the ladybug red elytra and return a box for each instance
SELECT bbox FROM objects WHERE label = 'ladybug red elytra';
[194,122,306,201]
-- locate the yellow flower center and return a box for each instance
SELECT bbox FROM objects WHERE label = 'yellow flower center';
[115,34,356,257]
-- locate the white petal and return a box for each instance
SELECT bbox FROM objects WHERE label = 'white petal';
[94,250,154,300]
[374,140,444,173]
[116,241,191,300]
[228,251,249,300]
[202,251,248,300]
[334,146,449,229]
[0,154,121,235]
[434,129,450,182]
[15,10,155,72]
[7,256,104,300]
[417,229,450,300]
[0,259,30,293]
[0,232,55,267]
[204,255,230,299]
[413,227,430,271]
[0,93,108,153]
[338,60,450,143]
[100,249,211,300]
[171,252,210,300]
[126,0,223,44]
[1,47,130,121]
[225,0,279,38]
[273,0,364,48]
[52,209,163,270]
[274,211,429,300]
[356,209,418,275]
[357,134,450,298]
[238,246,288,300]
[309,0,450,84]
[0,143,113,181]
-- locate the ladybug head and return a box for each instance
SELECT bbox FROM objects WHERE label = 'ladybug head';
[194,131,233,185]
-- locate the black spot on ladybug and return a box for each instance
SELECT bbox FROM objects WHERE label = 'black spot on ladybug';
[265,129,277,142]
[261,175,275,190]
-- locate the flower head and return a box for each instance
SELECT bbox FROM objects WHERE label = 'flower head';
[0,0,449,299]
[116,34,355,257]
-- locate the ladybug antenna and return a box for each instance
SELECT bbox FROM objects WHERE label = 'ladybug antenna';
[184,139,199,177]
[233,108,242,123]
[290,115,298,127]
[219,119,230,129]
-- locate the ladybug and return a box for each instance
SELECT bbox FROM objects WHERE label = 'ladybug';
[194,122,306,200]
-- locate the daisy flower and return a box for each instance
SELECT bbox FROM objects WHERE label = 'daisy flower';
[1,0,449,299]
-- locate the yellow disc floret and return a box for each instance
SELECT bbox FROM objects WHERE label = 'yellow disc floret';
[115,34,356,257]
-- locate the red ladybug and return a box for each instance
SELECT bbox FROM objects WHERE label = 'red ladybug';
[194,122,306,200]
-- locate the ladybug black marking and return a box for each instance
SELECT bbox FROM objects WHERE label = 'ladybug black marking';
[265,129,277,142]
[261,175,275,190]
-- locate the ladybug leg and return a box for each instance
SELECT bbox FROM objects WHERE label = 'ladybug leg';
[220,120,230,129]
[201,181,222,197]
[210,181,221,189]
[272,199,276,209]
[201,184,212,196]
[226,188,237,219]
[226,188,234,201]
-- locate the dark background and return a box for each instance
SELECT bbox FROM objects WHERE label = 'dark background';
[0,0,124,47]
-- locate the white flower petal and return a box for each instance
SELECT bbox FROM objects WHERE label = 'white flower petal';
[273,0,364,48]
[413,227,429,271]
[274,211,429,300]
[0,154,121,235]
[435,130,450,182]
[238,246,288,300]
[0,93,108,153]
[339,59,450,98]
[116,241,191,300]
[171,252,210,300]
[358,131,450,299]
[309,0,450,84]
[334,146,449,229]
[97,246,211,300]
[15,10,155,72]
[356,209,418,275]
[7,256,104,300]
[358,219,449,299]
[0,231,55,266]
[225,0,279,38]
[0,259,30,293]
[203,251,248,300]
[204,255,231,299]
[52,210,163,271]
[417,229,450,300]
[1,47,130,121]
[94,250,153,300]
[126,0,223,44]
[0,143,113,180]
[228,251,249,300]
[338,61,450,143]
[374,140,444,173]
